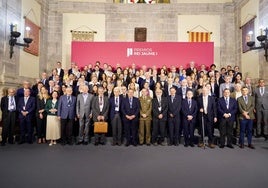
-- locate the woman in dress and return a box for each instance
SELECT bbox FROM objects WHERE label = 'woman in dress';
[45,91,61,146]
[36,86,50,144]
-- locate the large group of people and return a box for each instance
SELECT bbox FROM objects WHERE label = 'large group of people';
[1,60,267,149]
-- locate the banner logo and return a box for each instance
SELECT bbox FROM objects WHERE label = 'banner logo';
[127,47,158,57]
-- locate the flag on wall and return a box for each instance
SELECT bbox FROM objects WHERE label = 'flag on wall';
[23,18,40,56]
[188,32,211,42]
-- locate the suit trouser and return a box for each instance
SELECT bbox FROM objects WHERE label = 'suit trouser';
[61,118,74,143]
[124,119,138,145]
[139,119,151,144]
[36,115,47,139]
[256,107,268,135]
[168,116,180,144]
[240,119,253,145]
[111,114,122,143]
[152,119,166,144]
[78,115,90,142]
[19,116,33,142]
[219,118,233,146]
[199,114,213,144]
[183,120,195,145]
[2,112,16,143]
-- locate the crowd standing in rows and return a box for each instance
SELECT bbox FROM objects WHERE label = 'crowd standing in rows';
[1,61,267,149]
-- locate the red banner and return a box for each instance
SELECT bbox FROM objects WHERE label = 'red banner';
[71,42,214,68]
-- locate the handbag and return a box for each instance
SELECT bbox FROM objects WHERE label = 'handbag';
[93,121,108,133]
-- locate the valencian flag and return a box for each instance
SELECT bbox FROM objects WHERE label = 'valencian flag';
[188,32,211,42]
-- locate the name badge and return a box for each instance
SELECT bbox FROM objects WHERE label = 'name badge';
[23,106,26,110]
[115,107,119,111]
[158,107,162,111]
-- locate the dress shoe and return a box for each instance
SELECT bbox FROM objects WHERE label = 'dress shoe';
[190,143,195,147]
[226,144,234,149]
[83,142,88,145]
[125,143,129,147]
[100,142,105,145]
[184,144,189,147]
[208,143,215,149]
[8,141,14,144]
[265,136,268,141]
[68,142,73,145]
[153,142,158,146]
[18,141,25,145]
[219,145,225,148]
[239,144,244,149]
[146,143,151,146]
[94,142,99,146]
[118,142,122,146]
[28,141,33,144]
[38,139,42,144]
[255,134,261,138]
[198,143,204,148]
[248,144,255,149]
[61,142,66,146]
[1,142,6,146]
[111,141,116,146]
[76,141,83,145]
[160,142,166,146]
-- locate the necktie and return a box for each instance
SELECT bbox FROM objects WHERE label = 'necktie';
[261,87,264,96]
[171,96,174,103]
[225,97,229,109]
[188,100,191,109]
[11,96,15,106]
[244,96,248,104]
[67,96,71,105]
[99,96,103,106]
[129,98,133,108]
[115,97,118,107]
[24,97,28,105]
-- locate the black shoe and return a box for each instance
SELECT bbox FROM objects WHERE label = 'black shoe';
[8,141,14,144]
[125,143,129,147]
[61,142,66,146]
[227,144,234,149]
[239,144,244,149]
[248,144,255,149]
[1,142,6,146]
[146,143,151,146]
[68,142,73,145]
[184,144,189,147]
[219,145,225,148]
[94,142,99,146]
[265,136,268,141]
[100,142,105,145]
[18,141,25,145]
[28,141,33,144]
[111,141,116,146]
[190,143,195,147]
[76,141,83,145]
[83,142,88,145]
[255,134,261,138]
[118,142,122,146]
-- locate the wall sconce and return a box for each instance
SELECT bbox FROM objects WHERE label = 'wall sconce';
[9,23,33,59]
[247,27,268,62]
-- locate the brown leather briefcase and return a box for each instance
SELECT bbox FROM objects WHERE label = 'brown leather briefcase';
[93,122,108,133]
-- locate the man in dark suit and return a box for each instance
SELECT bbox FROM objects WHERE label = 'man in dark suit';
[152,88,168,146]
[57,86,76,145]
[92,86,109,145]
[177,79,192,99]
[16,81,33,98]
[167,87,182,146]
[238,87,255,149]
[217,88,237,148]
[76,85,93,145]
[121,88,140,146]
[197,86,217,148]
[1,88,17,146]
[17,88,36,144]
[56,61,64,80]
[255,79,268,139]
[109,87,123,146]
[186,61,195,76]
[181,90,197,147]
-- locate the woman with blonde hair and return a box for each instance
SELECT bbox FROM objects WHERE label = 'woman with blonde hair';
[45,91,61,146]
[36,86,50,144]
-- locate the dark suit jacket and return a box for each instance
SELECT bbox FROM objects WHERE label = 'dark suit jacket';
[197,95,217,122]
[17,96,36,119]
[1,96,18,117]
[177,87,192,99]
[92,95,109,122]
[109,96,123,120]
[167,95,182,118]
[57,95,76,119]
[121,97,140,122]
[217,97,237,122]
[16,88,34,98]
[36,98,47,117]
[181,98,198,121]
[152,97,168,121]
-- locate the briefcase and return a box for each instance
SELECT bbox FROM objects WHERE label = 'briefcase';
[94,121,108,133]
